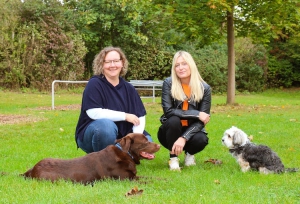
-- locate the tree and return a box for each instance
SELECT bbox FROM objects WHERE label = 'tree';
[227,6,235,104]
[64,0,173,80]
[224,0,299,103]
[65,0,158,73]
[153,0,300,104]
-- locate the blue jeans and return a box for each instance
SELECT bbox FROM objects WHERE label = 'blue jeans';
[77,119,153,153]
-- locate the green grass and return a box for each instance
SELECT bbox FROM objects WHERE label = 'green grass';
[0,89,300,204]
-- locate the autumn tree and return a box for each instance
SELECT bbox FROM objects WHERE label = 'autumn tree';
[153,0,300,104]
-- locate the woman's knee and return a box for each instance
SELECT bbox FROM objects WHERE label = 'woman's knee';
[186,132,209,154]
[165,116,181,129]
[83,119,118,152]
[196,133,209,148]
[90,119,117,140]
[198,133,209,144]
[90,119,117,134]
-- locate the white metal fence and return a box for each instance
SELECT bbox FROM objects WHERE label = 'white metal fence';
[51,80,163,110]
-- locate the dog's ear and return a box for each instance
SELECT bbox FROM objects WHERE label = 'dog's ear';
[232,129,249,146]
[119,136,133,152]
[232,130,243,146]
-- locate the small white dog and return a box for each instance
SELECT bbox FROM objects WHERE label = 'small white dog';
[222,126,297,174]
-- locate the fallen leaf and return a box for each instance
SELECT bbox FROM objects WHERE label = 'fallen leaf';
[289,119,297,122]
[248,135,254,141]
[59,128,64,132]
[1,172,8,176]
[214,179,220,184]
[204,159,223,165]
[125,186,143,197]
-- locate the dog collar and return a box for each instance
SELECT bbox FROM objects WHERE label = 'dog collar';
[115,143,134,160]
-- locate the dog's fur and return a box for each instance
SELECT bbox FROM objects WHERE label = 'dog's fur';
[22,133,160,184]
[222,126,297,174]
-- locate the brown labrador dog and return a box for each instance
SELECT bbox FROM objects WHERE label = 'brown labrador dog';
[21,133,160,184]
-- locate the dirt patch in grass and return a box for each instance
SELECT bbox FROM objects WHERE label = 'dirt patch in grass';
[33,104,81,111]
[0,114,46,125]
[0,105,81,125]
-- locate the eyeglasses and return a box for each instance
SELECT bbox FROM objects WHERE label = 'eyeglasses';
[104,59,122,65]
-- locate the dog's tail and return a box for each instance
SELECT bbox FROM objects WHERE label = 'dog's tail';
[284,168,299,173]
[20,168,33,177]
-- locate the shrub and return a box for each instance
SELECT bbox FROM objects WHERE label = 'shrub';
[125,43,173,80]
[0,0,87,91]
[235,38,267,92]
[267,56,294,88]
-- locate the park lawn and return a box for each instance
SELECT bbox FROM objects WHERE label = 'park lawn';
[0,89,299,204]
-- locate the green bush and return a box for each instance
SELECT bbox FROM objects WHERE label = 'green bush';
[267,56,294,88]
[0,0,87,91]
[235,38,267,92]
[194,44,229,93]
[181,40,268,94]
[125,42,173,80]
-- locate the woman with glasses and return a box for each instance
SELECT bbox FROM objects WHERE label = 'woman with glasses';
[157,51,211,170]
[75,46,152,153]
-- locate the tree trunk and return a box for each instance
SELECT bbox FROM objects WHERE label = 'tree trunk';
[226,8,235,104]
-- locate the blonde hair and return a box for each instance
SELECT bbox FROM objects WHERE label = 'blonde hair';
[171,51,204,102]
[92,46,128,76]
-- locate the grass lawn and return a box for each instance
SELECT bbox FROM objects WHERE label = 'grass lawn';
[0,89,299,204]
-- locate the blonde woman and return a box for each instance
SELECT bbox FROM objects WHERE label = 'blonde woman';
[157,51,211,170]
[75,47,152,153]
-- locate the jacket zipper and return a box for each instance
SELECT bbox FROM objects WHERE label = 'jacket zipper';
[183,126,196,137]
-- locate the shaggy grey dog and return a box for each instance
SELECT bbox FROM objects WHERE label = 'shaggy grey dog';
[222,126,297,174]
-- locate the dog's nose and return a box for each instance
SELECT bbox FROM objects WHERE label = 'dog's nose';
[221,139,224,142]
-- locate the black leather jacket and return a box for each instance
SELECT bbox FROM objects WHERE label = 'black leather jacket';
[160,77,211,141]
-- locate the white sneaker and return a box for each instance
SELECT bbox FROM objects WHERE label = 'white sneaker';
[169,157,181,171]
[185,153,196,166]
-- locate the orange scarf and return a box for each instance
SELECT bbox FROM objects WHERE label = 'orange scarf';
[181,84,191,126]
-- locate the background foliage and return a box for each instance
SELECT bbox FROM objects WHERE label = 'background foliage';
[0,0,299,92]
[0,0,86,91]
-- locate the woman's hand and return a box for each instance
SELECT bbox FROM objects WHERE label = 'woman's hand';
[125,113,140,126]
[171,137,186,156]
[199,112,210,125]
